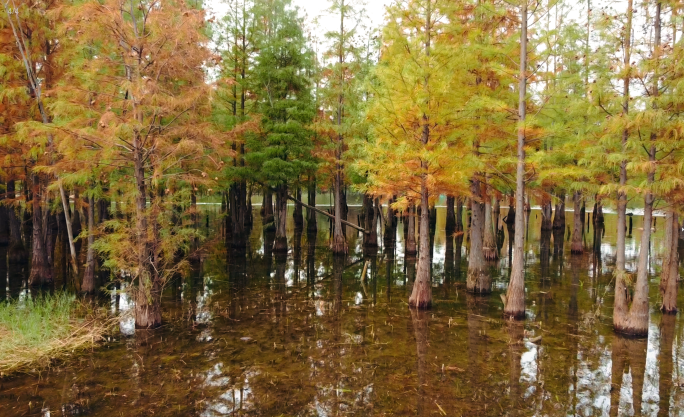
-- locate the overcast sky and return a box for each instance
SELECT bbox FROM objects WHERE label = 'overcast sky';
[205,0,392,43]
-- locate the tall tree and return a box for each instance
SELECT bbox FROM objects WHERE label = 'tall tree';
[246,0,316,253]
[55,0,217,327]
[317,0,366,255]
[503,0,529,319]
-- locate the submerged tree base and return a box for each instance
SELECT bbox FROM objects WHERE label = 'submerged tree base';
[613,324,649,337]
[0,293,112,376]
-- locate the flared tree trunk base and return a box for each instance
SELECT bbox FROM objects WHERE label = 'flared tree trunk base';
[613,323,649,337]
[570,242,583,254]
[503,310,526,320]
[135,303,162,329]
[483,246,498,261]
[408,289,432,309]
[466,269,492,294]
[661,305,678,315]
[331,235,348,255]
[273,237,288,253]
[29,265,53,286]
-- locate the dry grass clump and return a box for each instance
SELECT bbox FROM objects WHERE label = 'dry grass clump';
[0,293,114,375]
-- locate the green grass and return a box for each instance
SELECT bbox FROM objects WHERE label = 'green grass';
[0,292,111,375]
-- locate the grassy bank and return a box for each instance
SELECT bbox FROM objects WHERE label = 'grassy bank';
[0,293,111,375]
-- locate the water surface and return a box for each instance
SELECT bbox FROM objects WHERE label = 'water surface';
[1,206,683,416]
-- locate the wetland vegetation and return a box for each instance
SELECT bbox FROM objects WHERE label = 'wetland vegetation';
[1,0,684,415]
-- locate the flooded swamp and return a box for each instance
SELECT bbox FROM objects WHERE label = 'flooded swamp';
[1,204,684,416]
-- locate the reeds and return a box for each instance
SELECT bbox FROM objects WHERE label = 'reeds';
[0,292,113,375]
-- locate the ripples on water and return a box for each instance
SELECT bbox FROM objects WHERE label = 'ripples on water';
[1,205,684,416]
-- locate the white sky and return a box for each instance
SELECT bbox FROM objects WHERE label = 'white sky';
[205,0,392,55]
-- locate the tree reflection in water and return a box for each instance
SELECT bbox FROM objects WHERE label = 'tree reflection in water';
[1,207,683,417]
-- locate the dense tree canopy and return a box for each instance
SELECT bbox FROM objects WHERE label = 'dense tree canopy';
[0,0,683,337]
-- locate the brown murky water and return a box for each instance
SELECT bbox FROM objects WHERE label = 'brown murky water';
[1,204,684,416]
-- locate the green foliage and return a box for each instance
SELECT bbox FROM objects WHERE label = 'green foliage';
[244,0,317,188]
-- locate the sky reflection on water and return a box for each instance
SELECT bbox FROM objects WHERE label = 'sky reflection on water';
[1,205,684,416]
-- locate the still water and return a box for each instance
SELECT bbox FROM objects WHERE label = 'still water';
[1,206,684,416]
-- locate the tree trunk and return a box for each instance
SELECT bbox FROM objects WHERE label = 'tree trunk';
[82,195,96,294]
[445,195,455,234]
[0,191,9,246]
[483,193,497,261]
[246,183,253,226]
[73,189,83,254]
[363,193,377,248]
[262,187,274,224]
[613,0,640,336]
[406,203,417,255]
[409,158,432,308]
[570,191,583,254]
[307,178,317,232]
[384,196,396,242]
[229,182,245,239]
[503,1,527,320]
[552,191,565,230]
[541,196,553,231]
[28,174,52,286]
[331,167,347,254]
[273,184,288,253]
[7,180,27,264]
[468,177,490,293]
[456,197,464,232]
[493,196,500,232]
[614,178,652,336]
[293,186,304,230]
[46,211,58,270]
[505,195,516,225]
[661,211,678,313]
[133,137,160,329]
